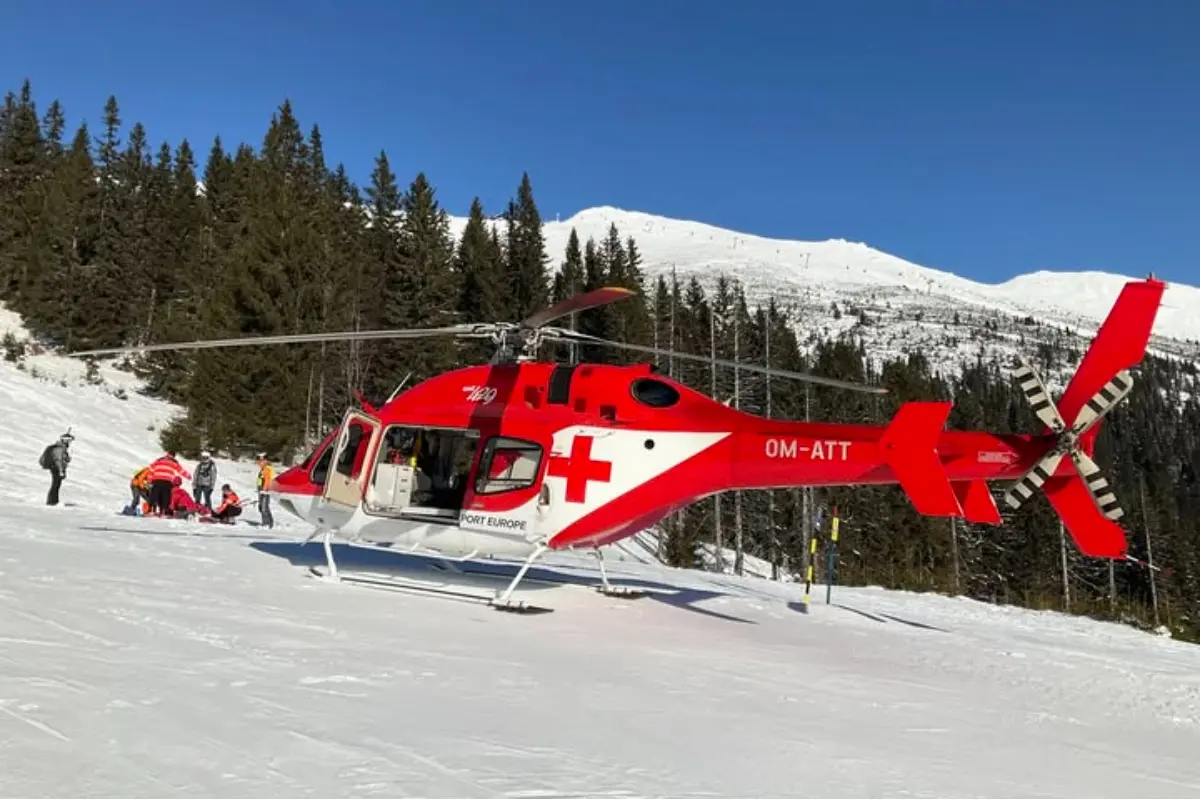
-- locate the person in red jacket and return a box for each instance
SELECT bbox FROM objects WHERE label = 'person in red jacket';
[147,452,191,516]
[169,477,200,519]
[210,484,242,524]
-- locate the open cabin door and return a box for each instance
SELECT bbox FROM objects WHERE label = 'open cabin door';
[319,408,382,527]
[363,425,480,522]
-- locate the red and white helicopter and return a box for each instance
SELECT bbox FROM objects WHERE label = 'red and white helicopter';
[73,277,1167,613]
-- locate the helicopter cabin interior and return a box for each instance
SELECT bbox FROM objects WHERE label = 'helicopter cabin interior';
[303,416,544,524]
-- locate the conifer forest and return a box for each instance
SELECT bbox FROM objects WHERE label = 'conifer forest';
[2,80,1198,640]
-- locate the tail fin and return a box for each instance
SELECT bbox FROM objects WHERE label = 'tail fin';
[1003,277,1166,558]
[879,401,963,517]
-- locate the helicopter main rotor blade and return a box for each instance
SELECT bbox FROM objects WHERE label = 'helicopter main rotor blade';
[548,330,889,395]
[67,324,501,358]
[520,286,636,330]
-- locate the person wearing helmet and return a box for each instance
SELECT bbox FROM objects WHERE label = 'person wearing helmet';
[169,476,200,518]
[40,431,74,506]
[193,450,217,512]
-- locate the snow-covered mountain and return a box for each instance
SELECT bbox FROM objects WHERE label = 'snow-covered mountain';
[1,303,1199,796]
[449,206,1200,386]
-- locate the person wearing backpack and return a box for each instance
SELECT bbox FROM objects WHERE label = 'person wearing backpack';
[193,451,217,512]
[40,431,74,506]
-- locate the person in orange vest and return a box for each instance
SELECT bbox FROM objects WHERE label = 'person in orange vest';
[125,466,151,515]
[210,484,242,524]
[256,453,275,529]
[147,451,191,516]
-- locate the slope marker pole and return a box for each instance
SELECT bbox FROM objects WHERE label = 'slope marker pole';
[801,526,819,613]
[825,505,840,605]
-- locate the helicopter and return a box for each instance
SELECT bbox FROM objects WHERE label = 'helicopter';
[71,276,1167,613]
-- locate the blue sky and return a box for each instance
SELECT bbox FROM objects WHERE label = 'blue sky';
[3,0,1197,285]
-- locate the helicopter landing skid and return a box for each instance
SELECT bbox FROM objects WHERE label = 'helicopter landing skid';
[307,531,556,613]
[592,547,649,599]
[305,565,555,614]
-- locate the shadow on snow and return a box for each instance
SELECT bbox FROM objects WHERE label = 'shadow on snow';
[248,540,761,624]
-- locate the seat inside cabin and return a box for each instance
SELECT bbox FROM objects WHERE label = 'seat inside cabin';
[366,425,478,519]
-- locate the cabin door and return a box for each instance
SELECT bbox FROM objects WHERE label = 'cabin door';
[320,409,382,524]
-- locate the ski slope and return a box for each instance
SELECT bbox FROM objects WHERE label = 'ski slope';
[2,311,1200,797]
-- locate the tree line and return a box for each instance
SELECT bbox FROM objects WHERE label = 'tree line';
[2,80,1197,640]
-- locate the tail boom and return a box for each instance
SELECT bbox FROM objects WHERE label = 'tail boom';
[726,273,1162,559]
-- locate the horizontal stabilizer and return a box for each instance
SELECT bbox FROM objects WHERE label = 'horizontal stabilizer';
[880,402,963,518]
[1043,475,1127,558]
[953,480,1002,525]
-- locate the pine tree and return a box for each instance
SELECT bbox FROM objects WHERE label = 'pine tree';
[577,237,614,362]
[456,198,507,319]
[361,150,404,404]
[503,172,549,320]
[382,171,460,385]
[549,228,585,362]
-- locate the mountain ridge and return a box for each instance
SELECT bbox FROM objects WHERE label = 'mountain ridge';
[443,204,1198,382]
[452,204,1197,340]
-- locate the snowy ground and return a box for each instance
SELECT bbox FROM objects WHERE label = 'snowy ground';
[3,313,1200,797]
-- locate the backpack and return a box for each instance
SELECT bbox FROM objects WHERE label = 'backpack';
[196,460,215,484]
[39,444,56,470]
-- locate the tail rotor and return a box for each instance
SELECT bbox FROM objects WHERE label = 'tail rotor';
[1003,354,1134,522]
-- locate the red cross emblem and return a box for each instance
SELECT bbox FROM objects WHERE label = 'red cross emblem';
[547,435,612,503]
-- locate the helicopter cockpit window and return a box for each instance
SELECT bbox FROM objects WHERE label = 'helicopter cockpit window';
[474,436,543,495]
[309,445,334,487]
[630,377,680,408]
[334,423,367,478]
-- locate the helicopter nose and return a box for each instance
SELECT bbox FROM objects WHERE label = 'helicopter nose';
[272,465,320,496]
[270,465,322,523]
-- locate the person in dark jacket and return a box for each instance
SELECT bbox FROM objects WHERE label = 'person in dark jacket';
[42,432,74,506]
[193,451,217,511]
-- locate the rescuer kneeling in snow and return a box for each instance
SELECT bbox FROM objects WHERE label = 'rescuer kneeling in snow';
[169,477,201,519]
[126,465,150,515]
[211,484,242,524]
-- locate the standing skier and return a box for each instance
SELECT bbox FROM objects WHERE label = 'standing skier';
[40,431,74,506]
[193,451,217,511]
[256,453,274,529]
